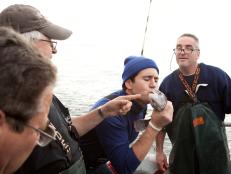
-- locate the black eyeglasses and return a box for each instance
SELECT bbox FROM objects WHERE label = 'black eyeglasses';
[24,122,56,147]
[40,39,57,51]
[173,48,199,54]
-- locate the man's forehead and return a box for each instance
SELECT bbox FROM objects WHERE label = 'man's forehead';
[176,44,194,48]
[177,36,198,46]
[137,68,159,76]
[177,36,197,43]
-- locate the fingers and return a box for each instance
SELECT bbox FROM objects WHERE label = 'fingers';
[150,101,173,129]
[164,158,169,168]
[120,94,141,101]
[159,163,166,171]
[119,109,129,115]
[156,159,165,171]
[156,155,168,172]
[118,102,132,115]
[105,94,141,117]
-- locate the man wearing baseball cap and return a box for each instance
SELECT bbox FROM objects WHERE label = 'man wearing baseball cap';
[0,4,72,58]
[0,4,72,40]
[0,4,144,174]
[80,56,173,174]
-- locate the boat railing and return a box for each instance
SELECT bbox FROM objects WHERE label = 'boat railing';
[225,122,231,127]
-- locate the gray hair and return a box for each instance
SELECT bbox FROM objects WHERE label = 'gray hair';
[22,30,46,41]
[0,26,57,132]
[178,33,200,49]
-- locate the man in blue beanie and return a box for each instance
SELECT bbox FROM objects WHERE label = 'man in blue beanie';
[0,4,145,174]
[80,56,173,174]
[122,56,159,83]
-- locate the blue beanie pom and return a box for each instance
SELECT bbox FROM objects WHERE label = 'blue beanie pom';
[122,56,159,84]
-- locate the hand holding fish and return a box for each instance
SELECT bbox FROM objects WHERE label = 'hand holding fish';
[149,101,173,131]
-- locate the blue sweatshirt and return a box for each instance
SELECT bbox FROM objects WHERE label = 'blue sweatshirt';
[160,63,231,121]
[80,90,147,174]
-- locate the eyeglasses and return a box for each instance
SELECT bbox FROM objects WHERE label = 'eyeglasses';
[24,122,56,147]
[5,113,56,146]
[40,39,57,51]
[173,48,199,54]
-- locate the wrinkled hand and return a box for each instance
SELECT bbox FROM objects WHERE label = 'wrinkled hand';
[150,101,173,129]
[156,151,168,172]
[101,94,141,117]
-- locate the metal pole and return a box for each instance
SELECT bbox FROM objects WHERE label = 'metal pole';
[141,0,152,56]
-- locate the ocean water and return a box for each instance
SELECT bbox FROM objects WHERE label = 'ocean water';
[53,53,231,156]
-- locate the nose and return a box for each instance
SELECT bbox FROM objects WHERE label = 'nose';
[150,78,157,89]
[52,47,57,54]
[179,49,185,54]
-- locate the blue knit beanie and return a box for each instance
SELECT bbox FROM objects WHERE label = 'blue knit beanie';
[122,56,159,84]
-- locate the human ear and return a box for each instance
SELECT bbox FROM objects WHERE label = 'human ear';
[125,79,133,90]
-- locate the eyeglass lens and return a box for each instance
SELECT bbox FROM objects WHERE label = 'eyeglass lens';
[37,124,56,147]
[40,39,57,50]
[174,48,194,54]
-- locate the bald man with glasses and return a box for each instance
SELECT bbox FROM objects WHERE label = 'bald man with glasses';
[156,33,231,174]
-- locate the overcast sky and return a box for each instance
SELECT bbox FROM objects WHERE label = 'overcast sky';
[1,0,231,79]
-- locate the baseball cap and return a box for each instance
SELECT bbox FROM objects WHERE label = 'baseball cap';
[0,4,72,40]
